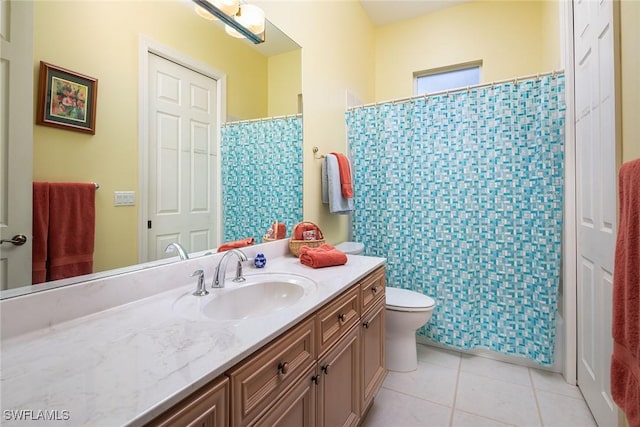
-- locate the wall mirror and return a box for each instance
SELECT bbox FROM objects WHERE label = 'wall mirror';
[1,0,302,298]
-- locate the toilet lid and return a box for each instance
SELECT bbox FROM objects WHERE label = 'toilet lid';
[386,287,435,312]
[335,241,364,255]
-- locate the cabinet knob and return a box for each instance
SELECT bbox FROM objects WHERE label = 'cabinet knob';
[311,374,320,385]
[338,313,346,323]
[278,362,290,375]
[363,321,369,329]
[371,286,378,294]
[321,364,330,375]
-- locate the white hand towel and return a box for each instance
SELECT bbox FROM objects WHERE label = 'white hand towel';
[323,153,354,215]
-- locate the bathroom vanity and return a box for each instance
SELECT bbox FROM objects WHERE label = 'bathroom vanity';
[149,266,386,426]
[0,241,386,426]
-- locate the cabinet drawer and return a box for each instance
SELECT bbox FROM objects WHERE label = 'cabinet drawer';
[227,316,316,426]
[360,267,385,316]
[146,376,229,427]
[317,285,360,356]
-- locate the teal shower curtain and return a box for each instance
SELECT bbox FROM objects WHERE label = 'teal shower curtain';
[346,74,565,365]
[221,115,303,242]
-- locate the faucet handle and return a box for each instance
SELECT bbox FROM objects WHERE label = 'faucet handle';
[191,269,209,296]
[232,260,247,283]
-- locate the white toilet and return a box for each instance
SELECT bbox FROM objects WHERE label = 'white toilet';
[385,287,436,372]
[336,242,436,372]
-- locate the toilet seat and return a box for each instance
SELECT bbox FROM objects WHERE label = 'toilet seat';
[386,287,435,312]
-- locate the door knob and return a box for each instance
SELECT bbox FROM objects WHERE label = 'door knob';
[0,235,27,246]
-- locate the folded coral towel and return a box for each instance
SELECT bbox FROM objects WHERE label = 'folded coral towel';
[217,237,254,252]
[611,158,640,427]
[299,244,347,269]
[330,152,353,198]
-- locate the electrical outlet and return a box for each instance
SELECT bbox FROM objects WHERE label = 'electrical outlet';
[114,191,136,206]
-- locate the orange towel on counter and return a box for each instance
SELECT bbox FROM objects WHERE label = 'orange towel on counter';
[330,152,353,199]
[32,182,50,284]
[47,183,96,281]
[611,158,640,427]
[217,237,254,252]
[299,244,347,269]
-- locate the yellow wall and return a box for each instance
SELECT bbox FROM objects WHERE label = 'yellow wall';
[540,1,562,72]
[621,0,640,163]
[33,0,269,272]
[374,1,551,101]
[256,0,376,244]
[268,49,302,116]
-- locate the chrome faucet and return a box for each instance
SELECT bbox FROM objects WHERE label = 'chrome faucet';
[213,249,247,288]
[165,242,189,260]
[191,269,209,296]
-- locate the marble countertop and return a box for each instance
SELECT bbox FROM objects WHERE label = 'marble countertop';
[0,250,384,426]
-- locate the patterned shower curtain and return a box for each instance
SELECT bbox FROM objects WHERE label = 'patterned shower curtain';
[347,74,565,365]
[221,115,303,242]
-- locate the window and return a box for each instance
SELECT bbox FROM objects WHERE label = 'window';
[414,64,481,95]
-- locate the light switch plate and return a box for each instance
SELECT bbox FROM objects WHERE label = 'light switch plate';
[114,191,136,206]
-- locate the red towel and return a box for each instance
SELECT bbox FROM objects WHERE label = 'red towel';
[47,183,96,281]
[217,237,254,252]
[299,244,347,269]
[330,152,353,199]
[611,158,640,427]
[32,182,50,284]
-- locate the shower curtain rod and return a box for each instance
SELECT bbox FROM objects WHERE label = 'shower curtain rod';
[347,69,565,110]
[225,113,302,126]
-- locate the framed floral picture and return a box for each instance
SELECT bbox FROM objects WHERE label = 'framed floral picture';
[36,61,98,134]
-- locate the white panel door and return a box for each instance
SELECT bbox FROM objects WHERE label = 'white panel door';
[147,53,218,261]
[574,0,619,426]
[0,0,33,290]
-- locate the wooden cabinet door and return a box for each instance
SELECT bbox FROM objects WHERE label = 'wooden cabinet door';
[317,325,360,427]
[253,365,317,427]
[146,376,229,427]
[227,316,316,426]
[360,298,387,416]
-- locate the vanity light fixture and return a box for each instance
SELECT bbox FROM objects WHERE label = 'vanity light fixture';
[224,4,265,39]
[192,0,265,44]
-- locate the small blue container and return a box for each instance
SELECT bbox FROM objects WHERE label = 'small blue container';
[254,253,267,268]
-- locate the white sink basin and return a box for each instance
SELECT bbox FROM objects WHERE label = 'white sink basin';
[171,273,318,321]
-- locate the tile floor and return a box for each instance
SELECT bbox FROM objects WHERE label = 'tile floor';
[362,344,598,427]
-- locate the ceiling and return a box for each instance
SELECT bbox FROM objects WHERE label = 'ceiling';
[359,0,470,26]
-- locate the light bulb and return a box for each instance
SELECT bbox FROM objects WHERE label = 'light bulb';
[194,4,215,20]
[225,25,244,38]
[236,4,265,35]
[213,0,239,16]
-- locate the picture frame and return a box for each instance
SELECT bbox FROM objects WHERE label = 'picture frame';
[36,61,98,134]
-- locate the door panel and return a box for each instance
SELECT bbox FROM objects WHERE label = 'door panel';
[147,53,219,261]
[574,0,619,425]
[0,0,33,290]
